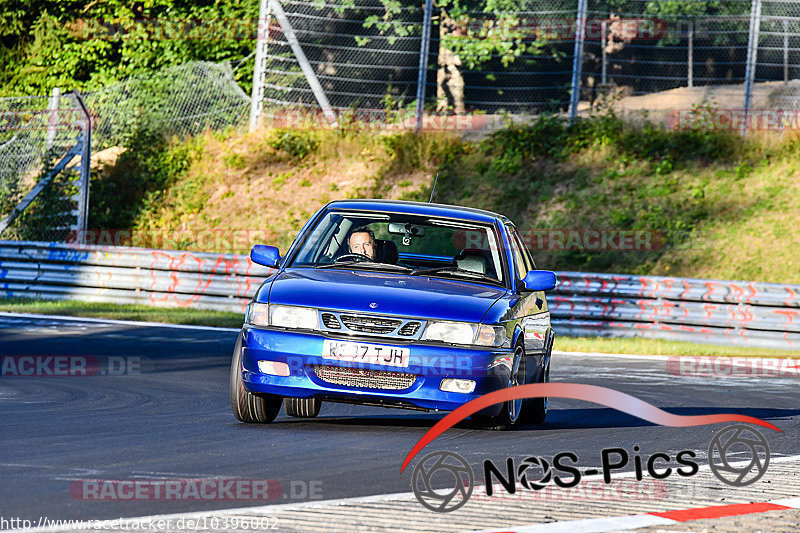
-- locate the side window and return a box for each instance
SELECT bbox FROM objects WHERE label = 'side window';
[506,226,528,280]
[512,229,536,271]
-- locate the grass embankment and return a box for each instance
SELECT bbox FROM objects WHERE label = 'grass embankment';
[1,299,795,356]
[66,112,800,354]
[91,112,800,283]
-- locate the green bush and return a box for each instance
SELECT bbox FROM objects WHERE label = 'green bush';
[269,129,319,159]
[89,125,201,230]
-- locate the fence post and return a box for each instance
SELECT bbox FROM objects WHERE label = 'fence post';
[249,0,272,132]
[415,0,435,133]
[270,0,337,125]
[742,0,763,135]
[601,20,607,86]
[46,87,60,150]
[73,92,92,244]
[687,20,694,88]
[569,0,588,125]
[784,18,789,84]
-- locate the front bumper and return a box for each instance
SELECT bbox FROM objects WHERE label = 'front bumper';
[240,326,514,414]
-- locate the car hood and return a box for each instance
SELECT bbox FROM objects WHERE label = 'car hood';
[265,268,507,323]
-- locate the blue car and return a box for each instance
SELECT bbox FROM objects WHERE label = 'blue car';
[230,199,556,429]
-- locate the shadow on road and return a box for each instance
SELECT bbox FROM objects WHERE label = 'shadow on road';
[267,406,800,432]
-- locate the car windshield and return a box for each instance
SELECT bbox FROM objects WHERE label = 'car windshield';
[288,211,506,285]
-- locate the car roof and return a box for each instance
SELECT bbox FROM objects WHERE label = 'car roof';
[324,199,511,225]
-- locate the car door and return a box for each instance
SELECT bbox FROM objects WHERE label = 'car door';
[505,225,552,381]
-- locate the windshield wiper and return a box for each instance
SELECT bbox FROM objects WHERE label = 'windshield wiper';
[315,261,412,272]
[410,266,499,284]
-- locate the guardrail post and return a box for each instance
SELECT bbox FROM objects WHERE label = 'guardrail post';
[569,0,589,125]
[415,0,434,133]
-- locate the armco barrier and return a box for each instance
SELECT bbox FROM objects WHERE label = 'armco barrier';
[0,241,274,313]
[0,242,798,351]
[551,272,800,351]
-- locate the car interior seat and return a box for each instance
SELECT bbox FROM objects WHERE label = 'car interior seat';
[376,239,399,264]
[453,248,490,275]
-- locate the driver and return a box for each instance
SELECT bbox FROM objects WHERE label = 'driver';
[347,226,377,260]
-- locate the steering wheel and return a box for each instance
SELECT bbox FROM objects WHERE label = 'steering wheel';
[334,253,373,263]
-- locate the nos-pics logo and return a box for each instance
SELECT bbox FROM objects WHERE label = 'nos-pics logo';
[411,424,770,513]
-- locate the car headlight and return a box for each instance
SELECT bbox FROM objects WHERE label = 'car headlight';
[422,321,477,345]
[269,305,319,330]
[423,321,508,346]
[475,325,508,347]
[246,302,269,327]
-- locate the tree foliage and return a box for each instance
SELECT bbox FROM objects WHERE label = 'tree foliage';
[0,0,258,96]
[0,0,754,97]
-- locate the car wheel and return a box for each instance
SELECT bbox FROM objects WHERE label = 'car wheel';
[284,398,322,418]
[473,345,527,430]
[521,357,549,424]
[230,333,282,424]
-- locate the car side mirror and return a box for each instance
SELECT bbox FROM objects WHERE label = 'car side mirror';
[251,245,281,268]
[522,270,557,291]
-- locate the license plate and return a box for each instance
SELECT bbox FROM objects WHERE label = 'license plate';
[322,340,410,368]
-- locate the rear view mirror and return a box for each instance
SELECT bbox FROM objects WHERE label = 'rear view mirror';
[251,245,281,268]
[522,270,557,291]
[388,223,426,237]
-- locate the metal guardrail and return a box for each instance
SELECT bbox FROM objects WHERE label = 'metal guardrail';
[1,242,798,351]
[0,241,274,313]
[550,271,800,351]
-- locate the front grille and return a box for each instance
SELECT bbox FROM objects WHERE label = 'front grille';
[340,314,402,334]
[321,313,341,329]
[398,321,421,336]
[314,365,417,390]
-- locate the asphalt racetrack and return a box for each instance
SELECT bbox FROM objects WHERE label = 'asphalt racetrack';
[1,314,799,525]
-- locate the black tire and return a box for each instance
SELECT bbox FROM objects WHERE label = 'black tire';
[230,333,282,424]
[520,358,549,425]
[473,345,527,430]
[284,397,322,418]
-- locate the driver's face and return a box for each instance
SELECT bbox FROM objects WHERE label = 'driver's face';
[349,232,376,259]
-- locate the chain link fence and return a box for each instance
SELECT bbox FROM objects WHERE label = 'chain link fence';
[0,61,249,242]
[85,61,250,152]
[259,0,579,120]
[757,1,800,110]
[0,93,87,242]
[254,0,800,131]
